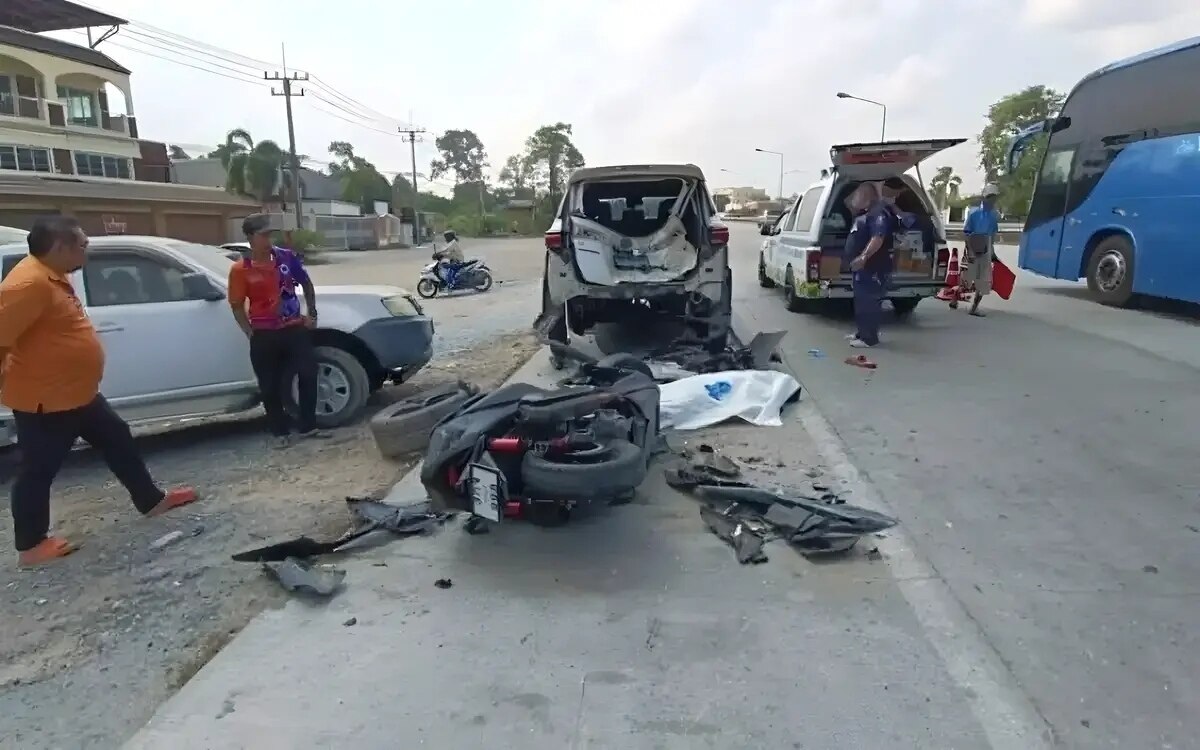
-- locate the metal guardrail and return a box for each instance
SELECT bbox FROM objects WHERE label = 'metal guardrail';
[726,216,1023,243]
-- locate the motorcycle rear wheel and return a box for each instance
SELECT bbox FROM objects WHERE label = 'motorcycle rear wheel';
[473,270,494,292]
[416,278,440,298]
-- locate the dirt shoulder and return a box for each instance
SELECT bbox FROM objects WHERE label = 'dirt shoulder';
[0,332,541,750]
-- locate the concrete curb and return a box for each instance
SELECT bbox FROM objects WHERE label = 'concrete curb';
[729,310,1055,750]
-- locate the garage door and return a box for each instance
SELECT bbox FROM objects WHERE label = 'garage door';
[164,214,225,245]
[74,211,155,237]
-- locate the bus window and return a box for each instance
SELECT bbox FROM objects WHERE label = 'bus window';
[1025,147,1076,228]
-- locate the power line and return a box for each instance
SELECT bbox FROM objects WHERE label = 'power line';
[65,30,270,88]
[306,94,405,136]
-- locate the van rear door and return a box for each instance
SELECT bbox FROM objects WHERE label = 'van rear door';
[831,139,966,181]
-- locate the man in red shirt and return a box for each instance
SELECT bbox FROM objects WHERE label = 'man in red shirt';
[228,215,324,445]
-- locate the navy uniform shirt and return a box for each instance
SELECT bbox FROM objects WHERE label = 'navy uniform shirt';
[846,202,897,274]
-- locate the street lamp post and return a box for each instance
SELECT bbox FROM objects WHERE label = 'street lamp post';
[836,92,887,142]
[754,148,784,200]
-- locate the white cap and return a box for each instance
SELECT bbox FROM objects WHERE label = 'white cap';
[982,183,1000,197]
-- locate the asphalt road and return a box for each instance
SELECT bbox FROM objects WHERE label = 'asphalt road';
[730,223,1200,749]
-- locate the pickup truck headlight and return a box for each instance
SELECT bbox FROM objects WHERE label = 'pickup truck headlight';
[382,293,422,317]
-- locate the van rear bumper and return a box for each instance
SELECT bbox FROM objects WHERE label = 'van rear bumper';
[800,279,943,299]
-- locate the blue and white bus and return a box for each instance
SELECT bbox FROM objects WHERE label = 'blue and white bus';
[1008,37,1200,306]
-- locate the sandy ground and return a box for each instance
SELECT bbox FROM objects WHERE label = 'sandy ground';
[0,241,545,750]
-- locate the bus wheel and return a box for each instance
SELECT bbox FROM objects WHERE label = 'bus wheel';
[1086,236,1135,307]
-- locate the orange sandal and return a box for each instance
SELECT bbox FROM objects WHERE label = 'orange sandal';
[18,536,78,567]
[844,354,878,370]
[146,487,199,517]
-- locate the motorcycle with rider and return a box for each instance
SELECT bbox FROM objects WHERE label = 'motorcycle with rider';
[416,230,494,298]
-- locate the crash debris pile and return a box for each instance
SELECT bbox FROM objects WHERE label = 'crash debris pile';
[232,496,454,597]
[665,444,898,564]
[370,380,480,459]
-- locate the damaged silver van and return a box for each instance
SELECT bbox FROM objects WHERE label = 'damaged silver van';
[539,165,732,360]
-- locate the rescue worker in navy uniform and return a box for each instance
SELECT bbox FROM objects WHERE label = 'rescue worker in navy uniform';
[845,181,897,348]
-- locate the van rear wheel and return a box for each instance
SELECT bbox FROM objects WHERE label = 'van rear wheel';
[783,269,811,313]
[758,255,775,288]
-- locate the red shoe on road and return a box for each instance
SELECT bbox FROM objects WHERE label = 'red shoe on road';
[146,487,199,517]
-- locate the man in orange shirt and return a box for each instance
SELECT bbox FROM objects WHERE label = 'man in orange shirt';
[0,216,197,566]
[227,214,323,445]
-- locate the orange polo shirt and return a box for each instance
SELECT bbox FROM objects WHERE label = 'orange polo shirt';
[0,256,105,413]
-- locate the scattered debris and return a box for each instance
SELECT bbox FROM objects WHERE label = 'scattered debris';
[150,531,185,551]
[231,497,453,562]
[646,360,697,382]
[845,354,877,370]
[463,516,491,535]
[434,578,453,589]
[646,330,786,375]
[665,447,897,563]
[808,348,825,359]
[866,547,883,561]
[342,617,358,627]
[1143,565,1159,574]
[263,558,345,597]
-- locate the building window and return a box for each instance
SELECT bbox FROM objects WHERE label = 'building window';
[0,144,52,173]
[1,74,41,119]
[56,86,97,127]
[74,152,132,179]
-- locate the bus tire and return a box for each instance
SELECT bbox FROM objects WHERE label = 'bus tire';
[1086,236,1135,307]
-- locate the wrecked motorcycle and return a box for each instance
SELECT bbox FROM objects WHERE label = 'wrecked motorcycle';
[420,347,660,525]
[416,257,494,298]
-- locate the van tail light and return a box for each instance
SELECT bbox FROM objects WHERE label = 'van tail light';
[806,250,821,282]
[544,231,564,252]
[935,247,950,279]
[708,223,730,246]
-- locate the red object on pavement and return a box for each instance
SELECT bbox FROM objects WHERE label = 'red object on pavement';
[936,248,963,302]
[844,354,878,370]
[992,258,1015,300]
[503,501,523,519]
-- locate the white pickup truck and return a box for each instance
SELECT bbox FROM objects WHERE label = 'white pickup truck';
[0,235,434,446]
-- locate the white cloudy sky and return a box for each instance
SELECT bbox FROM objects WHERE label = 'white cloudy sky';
[55,0,1200,196]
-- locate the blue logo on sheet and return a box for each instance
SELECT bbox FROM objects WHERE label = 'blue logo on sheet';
[705,381,732,401]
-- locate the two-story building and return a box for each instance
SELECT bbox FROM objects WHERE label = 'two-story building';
[0,0,257,244]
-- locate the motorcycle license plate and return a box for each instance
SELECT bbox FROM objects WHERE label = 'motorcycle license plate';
[467,462,503,521]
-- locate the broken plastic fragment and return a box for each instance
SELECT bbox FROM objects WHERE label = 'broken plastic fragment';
[263,558,345,597]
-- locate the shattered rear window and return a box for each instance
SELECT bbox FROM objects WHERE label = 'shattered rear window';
[575,178,688,237]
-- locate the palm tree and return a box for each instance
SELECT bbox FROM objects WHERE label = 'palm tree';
[929,166,961,211]
[207,129,285,202]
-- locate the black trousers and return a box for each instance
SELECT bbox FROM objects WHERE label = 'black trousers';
[11,395,163,551]
[249,326,318,436]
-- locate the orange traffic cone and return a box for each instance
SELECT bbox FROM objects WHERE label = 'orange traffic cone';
[936,248,962,301]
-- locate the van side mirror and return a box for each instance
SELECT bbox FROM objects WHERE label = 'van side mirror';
[182,272,225,301]
[760,224,772,236]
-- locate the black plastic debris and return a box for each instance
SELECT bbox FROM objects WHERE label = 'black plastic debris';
[263,558,345,597]
[434,578,453,589]
[667,446,898,563]
[649,330,787,375]
[700,505,768,564]
[232,497,453,562]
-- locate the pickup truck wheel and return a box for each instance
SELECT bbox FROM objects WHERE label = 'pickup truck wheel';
[369,381,476,458]
[284,346,371,428]
[1086,236,1136,307]
[891,298,920,319]
[758,255,775,288]
[522,440,646,501]
[783,268,811,313]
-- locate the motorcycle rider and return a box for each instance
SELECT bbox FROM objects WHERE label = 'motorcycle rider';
[434,230,466,288]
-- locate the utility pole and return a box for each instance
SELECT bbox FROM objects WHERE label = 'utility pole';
[399,126,427,245]
[267,44,308,232]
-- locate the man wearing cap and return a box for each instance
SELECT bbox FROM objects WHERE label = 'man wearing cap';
[0,216,198,566]
[227,215,324,445]
[957,184,1002,316]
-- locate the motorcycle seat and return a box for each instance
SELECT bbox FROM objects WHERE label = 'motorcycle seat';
[460,258,480,267]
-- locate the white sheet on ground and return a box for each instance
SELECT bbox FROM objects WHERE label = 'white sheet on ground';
[659,370,801,430]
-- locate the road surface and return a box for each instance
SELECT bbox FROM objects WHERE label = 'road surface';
[731,222,1200,749]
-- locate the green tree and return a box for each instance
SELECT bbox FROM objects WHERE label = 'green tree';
[430,129,489,185]
[928,166,962,211]
[522,122,585,206]
[978,85,1065,217]
[497,154,536,200]
[327,141,392,211]
[168,145,190,160]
